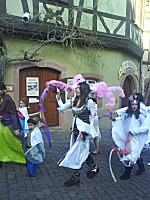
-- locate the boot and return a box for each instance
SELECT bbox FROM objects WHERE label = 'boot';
[87,163,99,179]
[0,162,2,168]
[135,158,145,175]
[120,166,132,180]
[64,170,80,187]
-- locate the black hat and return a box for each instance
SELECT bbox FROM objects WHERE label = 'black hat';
[0,82,6,90]
[27,118,37,125]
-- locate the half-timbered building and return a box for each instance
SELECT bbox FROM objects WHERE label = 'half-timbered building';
[0,0,144,129]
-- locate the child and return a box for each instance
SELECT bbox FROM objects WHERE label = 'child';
[18,98,29,137]
[26,117,44,177]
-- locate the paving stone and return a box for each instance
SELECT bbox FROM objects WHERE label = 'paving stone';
[1,128,150,200]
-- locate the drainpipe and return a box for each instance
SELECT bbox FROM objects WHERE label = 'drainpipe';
[139,58,142,93]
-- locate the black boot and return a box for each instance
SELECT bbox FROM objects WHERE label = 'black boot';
[0,162,2,168]
[120,166,132,180]
[87,164,99,179]
[135,158,145,175]
[64,170,80,187]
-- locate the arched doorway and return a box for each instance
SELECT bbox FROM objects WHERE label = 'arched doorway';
[122,75,135,107]
[19,67,60,126]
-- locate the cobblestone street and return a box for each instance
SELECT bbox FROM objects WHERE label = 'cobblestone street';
[0,127,150,200]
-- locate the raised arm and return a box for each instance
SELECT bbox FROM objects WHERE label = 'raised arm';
[56,93,72,112]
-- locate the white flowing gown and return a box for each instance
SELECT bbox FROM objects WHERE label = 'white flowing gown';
[116,104,150,145]
[112,111,149,164]
[57,97,98,169]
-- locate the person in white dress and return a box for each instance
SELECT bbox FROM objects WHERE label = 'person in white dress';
[57,81,99,187]
[88,94,101,155]
[115,92,150,158]
[112,94,149,180]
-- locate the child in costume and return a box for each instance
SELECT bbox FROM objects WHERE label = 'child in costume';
[26,117,44,177]
[18,98,29,137]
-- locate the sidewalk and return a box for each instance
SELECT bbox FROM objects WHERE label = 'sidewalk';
[0,128,150,200]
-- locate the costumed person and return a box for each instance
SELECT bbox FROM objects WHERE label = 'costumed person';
[18,98,29,149]
[111,94,149,180]
[115,92,150,149]
[0,82,26,168]
[18,98,29,137]
[40,74,125,186]
[57,81,99,187]
[115,92,146,116]
[25,117,45,177]
[88,93,101,155]
[146,107,150,165]
[72,74,101,155]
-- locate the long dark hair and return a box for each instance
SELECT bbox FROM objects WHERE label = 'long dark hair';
[135,92,145,104]
[73,82,91,108]
[126,100,140,119]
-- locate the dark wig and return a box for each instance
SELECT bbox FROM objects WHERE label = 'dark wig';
[73,82,91,108]
[135,92,145,104]
[126,99,140,119]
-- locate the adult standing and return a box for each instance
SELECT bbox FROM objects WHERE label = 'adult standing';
[111,95,149,180]
[0,82,26,168]
[57,81,99,187]
[89,94,101,155]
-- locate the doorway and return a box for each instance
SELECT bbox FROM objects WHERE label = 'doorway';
[19,67,60,126]
[122,75,135,107]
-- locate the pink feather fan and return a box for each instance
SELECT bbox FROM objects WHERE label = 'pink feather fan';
[45,80,75,92]
[95,82,125,107]
[40,74,125,108]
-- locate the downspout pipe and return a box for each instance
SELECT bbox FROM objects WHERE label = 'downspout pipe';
[139,58,142,93]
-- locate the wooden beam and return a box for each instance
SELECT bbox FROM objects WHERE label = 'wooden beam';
[33,0,39,20]
[93,0,98,32]
[38,0,69,8]
[125,0,131,37]
[75,0,85,28]
[74,7,126,21]
[21,0,29,13]
[113,20,125,34]
[97,14,110,34]
[68,0,74,29]
[0,0,6,13]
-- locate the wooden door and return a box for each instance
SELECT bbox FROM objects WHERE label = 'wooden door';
[19,67,59,126]
[121,76,135,107]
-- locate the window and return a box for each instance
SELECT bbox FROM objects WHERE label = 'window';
[146,0,150,6]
